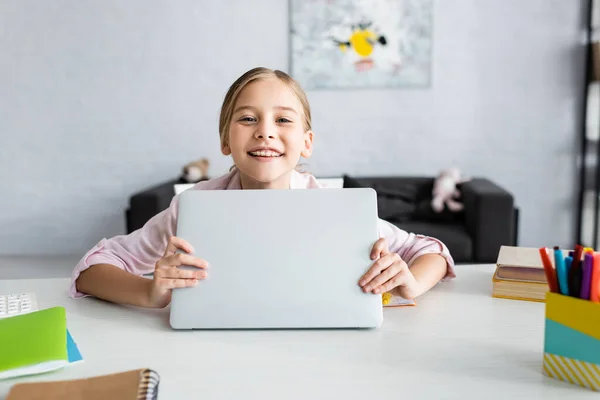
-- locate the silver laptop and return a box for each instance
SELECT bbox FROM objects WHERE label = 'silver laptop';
[169,187,383,329]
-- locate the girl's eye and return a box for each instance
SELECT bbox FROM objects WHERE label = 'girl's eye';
[277,118,292,123]
[240,117,256,122]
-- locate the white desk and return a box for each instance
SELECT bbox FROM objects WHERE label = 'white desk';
[0,264,597,400]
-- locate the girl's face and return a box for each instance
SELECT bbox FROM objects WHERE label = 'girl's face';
[222,77,313,189]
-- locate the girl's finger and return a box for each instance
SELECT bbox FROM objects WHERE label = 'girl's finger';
[370,238,389,260]
[157,266,207,280]
[363,260,403,293]
[161,278,199,289]
[373,274,404,294]
[161,253,209,270]
[163,236,194,257]
[359,253,398,287]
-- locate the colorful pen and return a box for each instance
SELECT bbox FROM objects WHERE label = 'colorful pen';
[575,244,584,259]
[539,247,559,293]
[555,248,570,296]
[569,245,584,298]
[581,253,594,300]
[591,253,600,303]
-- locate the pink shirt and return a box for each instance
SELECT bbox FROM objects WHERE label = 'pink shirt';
[69,169,456,298]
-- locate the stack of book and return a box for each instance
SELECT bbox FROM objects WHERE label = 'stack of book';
[492,246,569,302]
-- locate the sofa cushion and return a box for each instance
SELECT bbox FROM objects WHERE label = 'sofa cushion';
[343,175,465,224]
[343,175,417,222]
[412,197,466,224]
[389,220,472,263]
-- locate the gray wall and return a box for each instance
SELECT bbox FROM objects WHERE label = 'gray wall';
[0,0,585,255]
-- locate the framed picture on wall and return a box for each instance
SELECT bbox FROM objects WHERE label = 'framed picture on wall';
[289,0,433,90]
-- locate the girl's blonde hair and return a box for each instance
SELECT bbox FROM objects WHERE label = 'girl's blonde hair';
[218,67,312,150]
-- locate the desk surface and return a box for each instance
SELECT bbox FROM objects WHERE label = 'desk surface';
[0,264,597,400]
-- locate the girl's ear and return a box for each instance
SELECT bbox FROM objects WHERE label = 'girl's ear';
[301,130,314,158]
[221,144,231,156]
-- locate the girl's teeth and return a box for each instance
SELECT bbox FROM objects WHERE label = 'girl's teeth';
[251,151,281,157]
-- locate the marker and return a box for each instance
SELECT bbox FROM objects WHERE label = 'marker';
[591,253,600,303]
[569,245,584,298]
[581,253,594,300]
[555,248,570,296]
[539,247,558,293]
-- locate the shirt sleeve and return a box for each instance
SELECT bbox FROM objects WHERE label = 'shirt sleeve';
[68,196,180,298]
[377,218,456,280]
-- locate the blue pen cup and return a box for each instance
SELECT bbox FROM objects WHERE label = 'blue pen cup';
[543,292,600,391]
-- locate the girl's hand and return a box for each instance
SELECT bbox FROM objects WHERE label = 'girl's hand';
[358,238,422,300]
[148,236,209,308]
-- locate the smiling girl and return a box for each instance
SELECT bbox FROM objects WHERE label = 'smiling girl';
[71,67,455,309]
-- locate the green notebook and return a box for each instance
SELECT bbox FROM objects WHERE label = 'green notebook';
[0,307,68,380]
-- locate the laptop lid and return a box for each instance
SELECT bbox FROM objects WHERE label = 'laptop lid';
[169,187,382,329]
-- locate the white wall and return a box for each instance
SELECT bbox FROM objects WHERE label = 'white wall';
[0,0,585,255]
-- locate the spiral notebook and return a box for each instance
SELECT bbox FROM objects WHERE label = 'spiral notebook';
[6,368,160,400]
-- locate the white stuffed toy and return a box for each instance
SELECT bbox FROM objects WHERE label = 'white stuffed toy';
[431,167,470,213]
[181,158,210,183]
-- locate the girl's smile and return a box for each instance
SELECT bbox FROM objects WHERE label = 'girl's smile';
[247,146,285,161]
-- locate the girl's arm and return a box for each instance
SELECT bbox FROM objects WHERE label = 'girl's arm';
[75,264,154,307]
[73,219,208,308]
[70,196,179,301]
[359,219,455,299]
[378,218,455,280]
[405,253,449,297]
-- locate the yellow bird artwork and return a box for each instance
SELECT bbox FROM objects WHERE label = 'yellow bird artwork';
[332,22,388,72]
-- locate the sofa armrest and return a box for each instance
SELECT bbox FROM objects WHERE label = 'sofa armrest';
[461,178,516,262]
[126,179,178,233]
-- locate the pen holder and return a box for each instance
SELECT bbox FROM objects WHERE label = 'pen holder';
[543,292,600,390]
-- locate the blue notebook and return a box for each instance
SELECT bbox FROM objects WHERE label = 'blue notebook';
[66,330,82,364]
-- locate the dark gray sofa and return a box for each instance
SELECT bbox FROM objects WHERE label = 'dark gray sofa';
[341,175,518,263]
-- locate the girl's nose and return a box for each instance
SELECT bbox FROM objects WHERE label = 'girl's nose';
[255,121,276,139]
